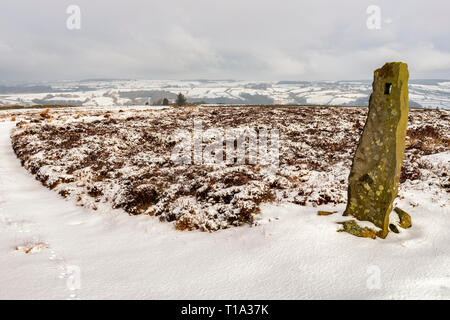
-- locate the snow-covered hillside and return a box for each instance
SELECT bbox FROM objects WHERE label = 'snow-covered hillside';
[1,79,449,109]
[0,106,449,299]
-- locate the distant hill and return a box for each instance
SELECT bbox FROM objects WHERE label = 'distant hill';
[0,79,448,109]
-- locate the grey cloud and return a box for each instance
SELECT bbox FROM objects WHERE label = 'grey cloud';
[0,0,449,81]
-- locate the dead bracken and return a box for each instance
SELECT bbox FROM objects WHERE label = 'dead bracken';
[9,106,449,231]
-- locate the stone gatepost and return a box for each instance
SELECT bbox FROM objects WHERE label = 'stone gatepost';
[344,62,409,238]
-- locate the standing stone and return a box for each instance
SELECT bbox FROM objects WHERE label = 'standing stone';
[343,62,409,238]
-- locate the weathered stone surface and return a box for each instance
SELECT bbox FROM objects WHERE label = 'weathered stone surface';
[337,220,377,239]
[394,207,412,229]
[344,62,409,238]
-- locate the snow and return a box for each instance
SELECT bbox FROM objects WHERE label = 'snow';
[2,79,450,109]
[1,118,450,299]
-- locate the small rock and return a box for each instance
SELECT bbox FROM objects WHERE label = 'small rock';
[389,223,400,233]
[394,207,412,229]
[337,220,377,239]
[318,210,337,216]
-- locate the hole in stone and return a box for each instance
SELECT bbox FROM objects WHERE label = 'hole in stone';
[384,83,392,94]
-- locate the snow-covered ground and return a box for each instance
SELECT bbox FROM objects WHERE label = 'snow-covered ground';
[1,117,449,299]
[1,79,449,109]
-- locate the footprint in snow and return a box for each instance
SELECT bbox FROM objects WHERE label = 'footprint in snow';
[66,220,85,226]
[49,250,82,300]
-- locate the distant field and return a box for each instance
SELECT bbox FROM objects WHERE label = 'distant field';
[1,79,449,109]
[0,105,79,111]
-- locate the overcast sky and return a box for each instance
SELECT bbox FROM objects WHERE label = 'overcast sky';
[1,0,450,81]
